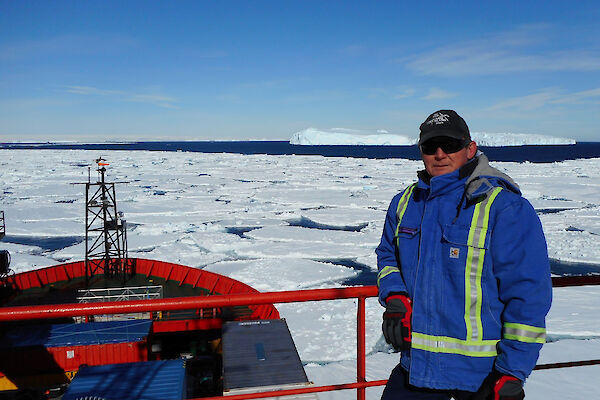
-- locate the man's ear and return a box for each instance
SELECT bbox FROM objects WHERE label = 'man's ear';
[466,141,477,159]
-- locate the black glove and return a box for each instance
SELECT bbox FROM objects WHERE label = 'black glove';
[472,370,524,400]
[382,293,412,351]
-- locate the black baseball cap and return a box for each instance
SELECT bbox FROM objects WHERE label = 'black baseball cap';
[418,110,471,146]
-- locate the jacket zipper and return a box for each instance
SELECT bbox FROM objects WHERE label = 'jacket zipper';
[409,192,428,377]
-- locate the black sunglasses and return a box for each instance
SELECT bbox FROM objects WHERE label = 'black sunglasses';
[420,137,468,155]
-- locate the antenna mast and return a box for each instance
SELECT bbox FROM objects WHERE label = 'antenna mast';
[84,158,133,284]
[0,211,15,299]
[0,211,5,241]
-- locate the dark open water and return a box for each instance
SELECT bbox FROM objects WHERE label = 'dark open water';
[2,141,600,162]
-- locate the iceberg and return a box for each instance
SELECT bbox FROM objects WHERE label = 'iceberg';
[290,128,415,146]
[471,132,576,146]
[290,128,576,146]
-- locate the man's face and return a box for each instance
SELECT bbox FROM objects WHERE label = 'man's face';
[420,137,477,177]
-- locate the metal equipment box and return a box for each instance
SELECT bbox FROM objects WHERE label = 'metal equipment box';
[0,319,152,389]
[222,319,318,399]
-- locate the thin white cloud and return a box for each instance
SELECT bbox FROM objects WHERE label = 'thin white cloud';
[338,44,367,57]
[65,86,124,96]
[550,87,600,105]
[0,34,138,61]
[64,85,177,108]
[393,88,416,99]
[422,87,458,100]
[364,86,416,100]
[405,24,600,76]
[127,94,178,108]
[282,89,348,103]
[129,94,176,103]
[488,87,600,110]
[237,78,301,90]
[489,90,559,111]
[196,50,228,59]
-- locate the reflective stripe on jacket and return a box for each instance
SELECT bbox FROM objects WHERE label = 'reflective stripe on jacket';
[376,154,552,392]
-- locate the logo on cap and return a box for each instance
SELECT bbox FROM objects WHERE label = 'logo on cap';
[427,112,450,126]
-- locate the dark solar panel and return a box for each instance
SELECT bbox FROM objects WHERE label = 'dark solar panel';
[222,319,309,392]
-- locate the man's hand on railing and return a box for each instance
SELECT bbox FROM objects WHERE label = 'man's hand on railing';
[472,370,524,400]
[382,293,412,351]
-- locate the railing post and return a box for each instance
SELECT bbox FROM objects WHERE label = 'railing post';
[357,296,366,400]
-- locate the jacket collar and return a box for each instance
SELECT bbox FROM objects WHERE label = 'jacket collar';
[417,164,469,197]
[416,152,520,199]
[417,158,477,196]
[465,152,520,199]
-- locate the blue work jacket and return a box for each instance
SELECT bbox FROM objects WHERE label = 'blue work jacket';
[376,154,552,392]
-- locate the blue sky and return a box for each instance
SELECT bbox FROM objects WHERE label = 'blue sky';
[1,1,599,142]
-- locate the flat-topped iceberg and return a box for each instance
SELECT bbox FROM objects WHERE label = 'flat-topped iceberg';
[472,132,575,146]
[290,128,415,146]
[290,128,576,146]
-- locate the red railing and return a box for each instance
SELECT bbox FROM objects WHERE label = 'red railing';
[1,276,599,399]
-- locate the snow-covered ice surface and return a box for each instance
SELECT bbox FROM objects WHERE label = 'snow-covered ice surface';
[290,128,575,146]
[1,149,599,399]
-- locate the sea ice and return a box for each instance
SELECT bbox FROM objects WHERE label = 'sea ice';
[0,149,598,399]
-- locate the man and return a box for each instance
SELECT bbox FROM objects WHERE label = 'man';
[376,110,552,400]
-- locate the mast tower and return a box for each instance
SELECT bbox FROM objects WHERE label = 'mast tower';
[84,158,133,284]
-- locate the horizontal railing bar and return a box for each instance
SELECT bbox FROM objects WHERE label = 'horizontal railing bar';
[551,275,600,287]
[534,359,600,370]
[196,379,389,400]
[0,286,378,321]
[4,274,600,321]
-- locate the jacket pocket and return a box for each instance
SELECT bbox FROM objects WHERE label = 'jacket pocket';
[441,223,491,277]
[442,223,490,250]
[395,226,420,282]
[396,226,420,239]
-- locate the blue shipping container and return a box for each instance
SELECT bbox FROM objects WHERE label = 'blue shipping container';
[0,319,152,348]
[62,359,186,400]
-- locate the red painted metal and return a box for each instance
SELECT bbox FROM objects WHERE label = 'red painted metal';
[357,296,366,400]
[0,285,380,399]
[8,258,273,295]
[0,341,148,376]
[552,275,600,287]
[152,318,223,333]
[3,258,280,321]
[0,286,377,321]
[535,359,600,370]
[201,380,390,400]
[3,272,600,399]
